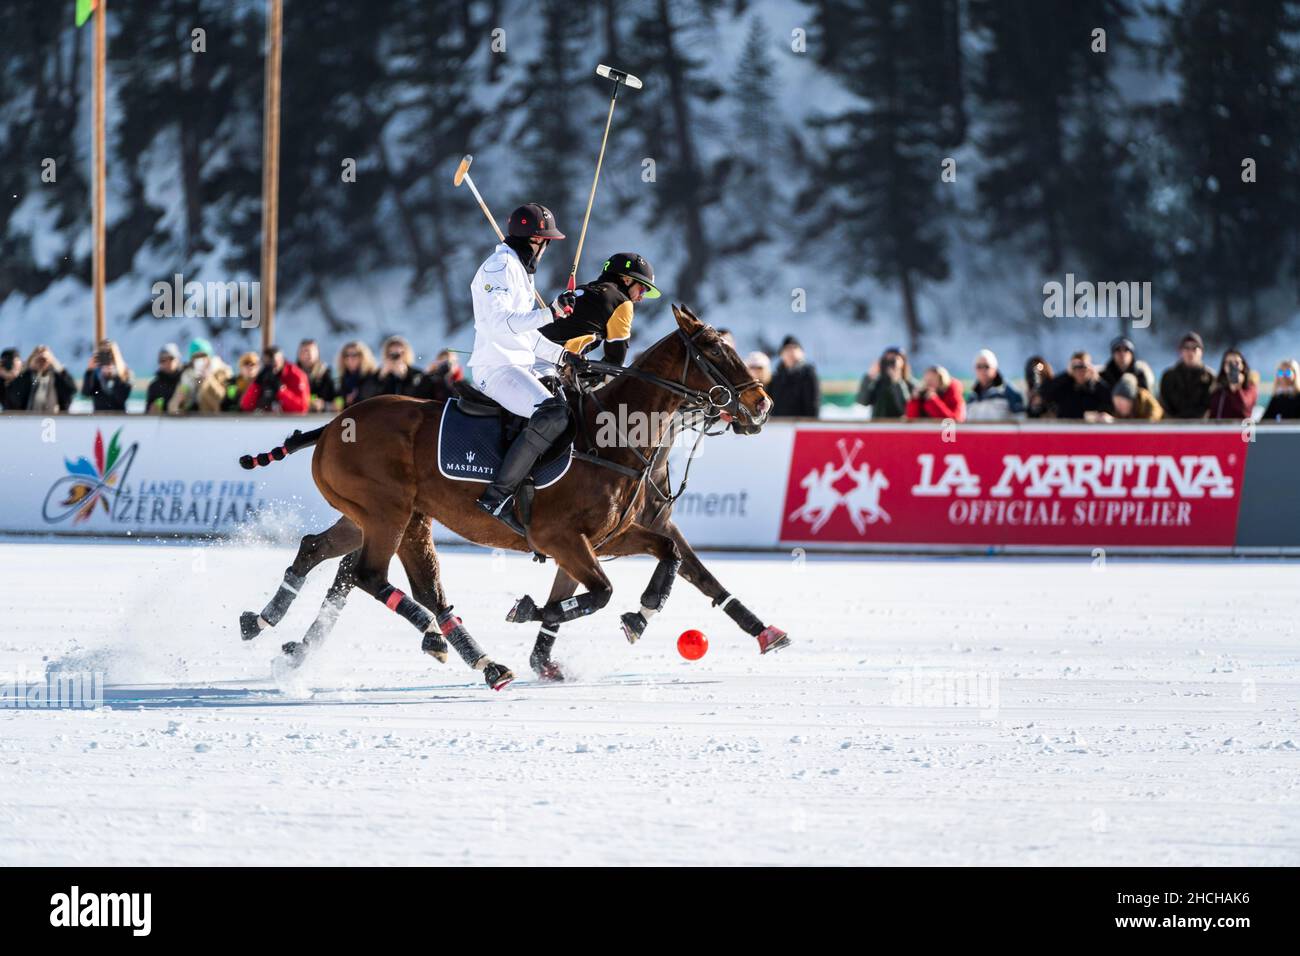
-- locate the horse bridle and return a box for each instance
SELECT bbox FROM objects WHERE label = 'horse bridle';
[582,327,767,426]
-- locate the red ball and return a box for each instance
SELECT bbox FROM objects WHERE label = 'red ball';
[677,629,708,660]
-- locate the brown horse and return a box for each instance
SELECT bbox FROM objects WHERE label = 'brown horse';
[238,306,773,689]
[241,407,791,682]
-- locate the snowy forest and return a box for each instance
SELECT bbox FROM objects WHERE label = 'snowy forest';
[1,0,1298,373]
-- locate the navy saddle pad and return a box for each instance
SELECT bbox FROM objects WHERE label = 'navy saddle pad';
[437,399,572,489]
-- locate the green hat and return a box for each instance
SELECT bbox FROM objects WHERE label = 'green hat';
[187,337,214,359]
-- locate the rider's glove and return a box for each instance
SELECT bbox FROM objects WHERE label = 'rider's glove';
[550,290,577,319]
[560,350,590,375]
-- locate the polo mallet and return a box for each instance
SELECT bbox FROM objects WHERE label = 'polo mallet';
[454,154,548,310]
[566,64,644,292]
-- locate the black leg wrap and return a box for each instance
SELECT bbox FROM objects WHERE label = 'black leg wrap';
[437,608,485,667]
[532,629,557,660]
[719,594,765,637]
[377,584,435,633]
[640,558,680,613]
[260,569,307,627]
[541,589,612,626]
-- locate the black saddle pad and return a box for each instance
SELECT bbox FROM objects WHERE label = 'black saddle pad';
[437,399,573,488]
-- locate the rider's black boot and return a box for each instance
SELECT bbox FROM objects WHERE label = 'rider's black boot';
[476,397,570,537]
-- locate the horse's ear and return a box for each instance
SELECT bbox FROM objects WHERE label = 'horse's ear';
[673,303,703,334]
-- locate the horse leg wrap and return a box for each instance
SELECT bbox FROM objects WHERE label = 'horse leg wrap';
[438,608,486,669]
[640,558,680,616]
[532,626,559,660]
[302,590,348,647]
[541,590,611,626]
[716,593,764,637]
[377,585,434,633]
[260,569,307,628]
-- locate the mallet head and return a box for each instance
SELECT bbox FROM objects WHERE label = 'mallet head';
[596,64,643,90]
[453,154,473,187]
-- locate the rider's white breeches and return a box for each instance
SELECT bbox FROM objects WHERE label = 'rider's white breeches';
[472,364,552,418]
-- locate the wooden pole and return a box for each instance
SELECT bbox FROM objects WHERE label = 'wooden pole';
[259,0,283,351]
[92,0,107,345]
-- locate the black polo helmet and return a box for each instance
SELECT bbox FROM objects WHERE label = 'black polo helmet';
[599,252,660,298]
[507,203,565,239]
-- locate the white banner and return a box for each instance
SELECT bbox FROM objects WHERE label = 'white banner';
[0,414,795,549]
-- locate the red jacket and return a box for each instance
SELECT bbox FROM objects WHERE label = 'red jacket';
[1207,382,1257,420]
[906,379,966,422]
[240,361,310,414]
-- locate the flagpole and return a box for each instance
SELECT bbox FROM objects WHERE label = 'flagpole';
[259,0,283,352]
[92,0,107,345]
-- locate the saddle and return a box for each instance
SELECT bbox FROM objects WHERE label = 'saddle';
[436,380,575,490]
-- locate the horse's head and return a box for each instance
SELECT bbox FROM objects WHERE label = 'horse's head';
[670,304,772,434]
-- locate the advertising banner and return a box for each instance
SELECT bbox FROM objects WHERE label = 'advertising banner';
[779,425,1248,550]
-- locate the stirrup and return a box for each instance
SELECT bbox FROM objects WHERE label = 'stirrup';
[477,491,526,537]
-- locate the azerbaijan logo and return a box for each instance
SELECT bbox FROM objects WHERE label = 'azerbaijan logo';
[42,427,138,524]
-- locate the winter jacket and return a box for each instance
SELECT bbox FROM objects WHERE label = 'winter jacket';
[412,363,464,403]
[1207,381,1258,421]
[964,373,1024,421]
[1101,358,1155,392]
[5,367,78,412]
[1039,372,1112,419]
[1115,388,1164,421]
[168,358,232,414]
[239,362,311,414]
[301,362,337,408]
[145,368,182,413]
[81,368,132,411]
[768,360,821,418]
[1262,391,1300,421]
[1159,363,1213,419]
[222,374,258,412]
[358,367,424,401]
[468,242,566,373]
[906,380,966,421]
[855,373,914,418]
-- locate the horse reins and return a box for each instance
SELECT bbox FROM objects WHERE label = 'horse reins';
[565,327,762,550]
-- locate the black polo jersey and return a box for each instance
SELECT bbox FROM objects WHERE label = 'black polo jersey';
[537,280,635,357]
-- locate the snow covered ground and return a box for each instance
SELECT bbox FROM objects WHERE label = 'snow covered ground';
[1,540,1297,866]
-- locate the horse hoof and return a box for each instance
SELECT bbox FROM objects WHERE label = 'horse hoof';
[279,640,309,668]
[506,595,538,623]
[530,653,565,682]
[757,625,791,655]
[620,611,647,645]
[484,662,515,691]
[421,633,449,663]
[240,611,263,641]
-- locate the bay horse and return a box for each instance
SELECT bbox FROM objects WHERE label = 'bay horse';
[237,305,774,690]
[240,407,792,682]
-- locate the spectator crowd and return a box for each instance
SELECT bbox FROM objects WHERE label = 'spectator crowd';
[0,336,465,416]
[2,327,1298,423]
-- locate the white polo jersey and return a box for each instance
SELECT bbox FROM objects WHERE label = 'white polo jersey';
[468,243,566,373]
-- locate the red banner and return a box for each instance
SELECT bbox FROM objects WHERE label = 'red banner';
[779,427,1247,548]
